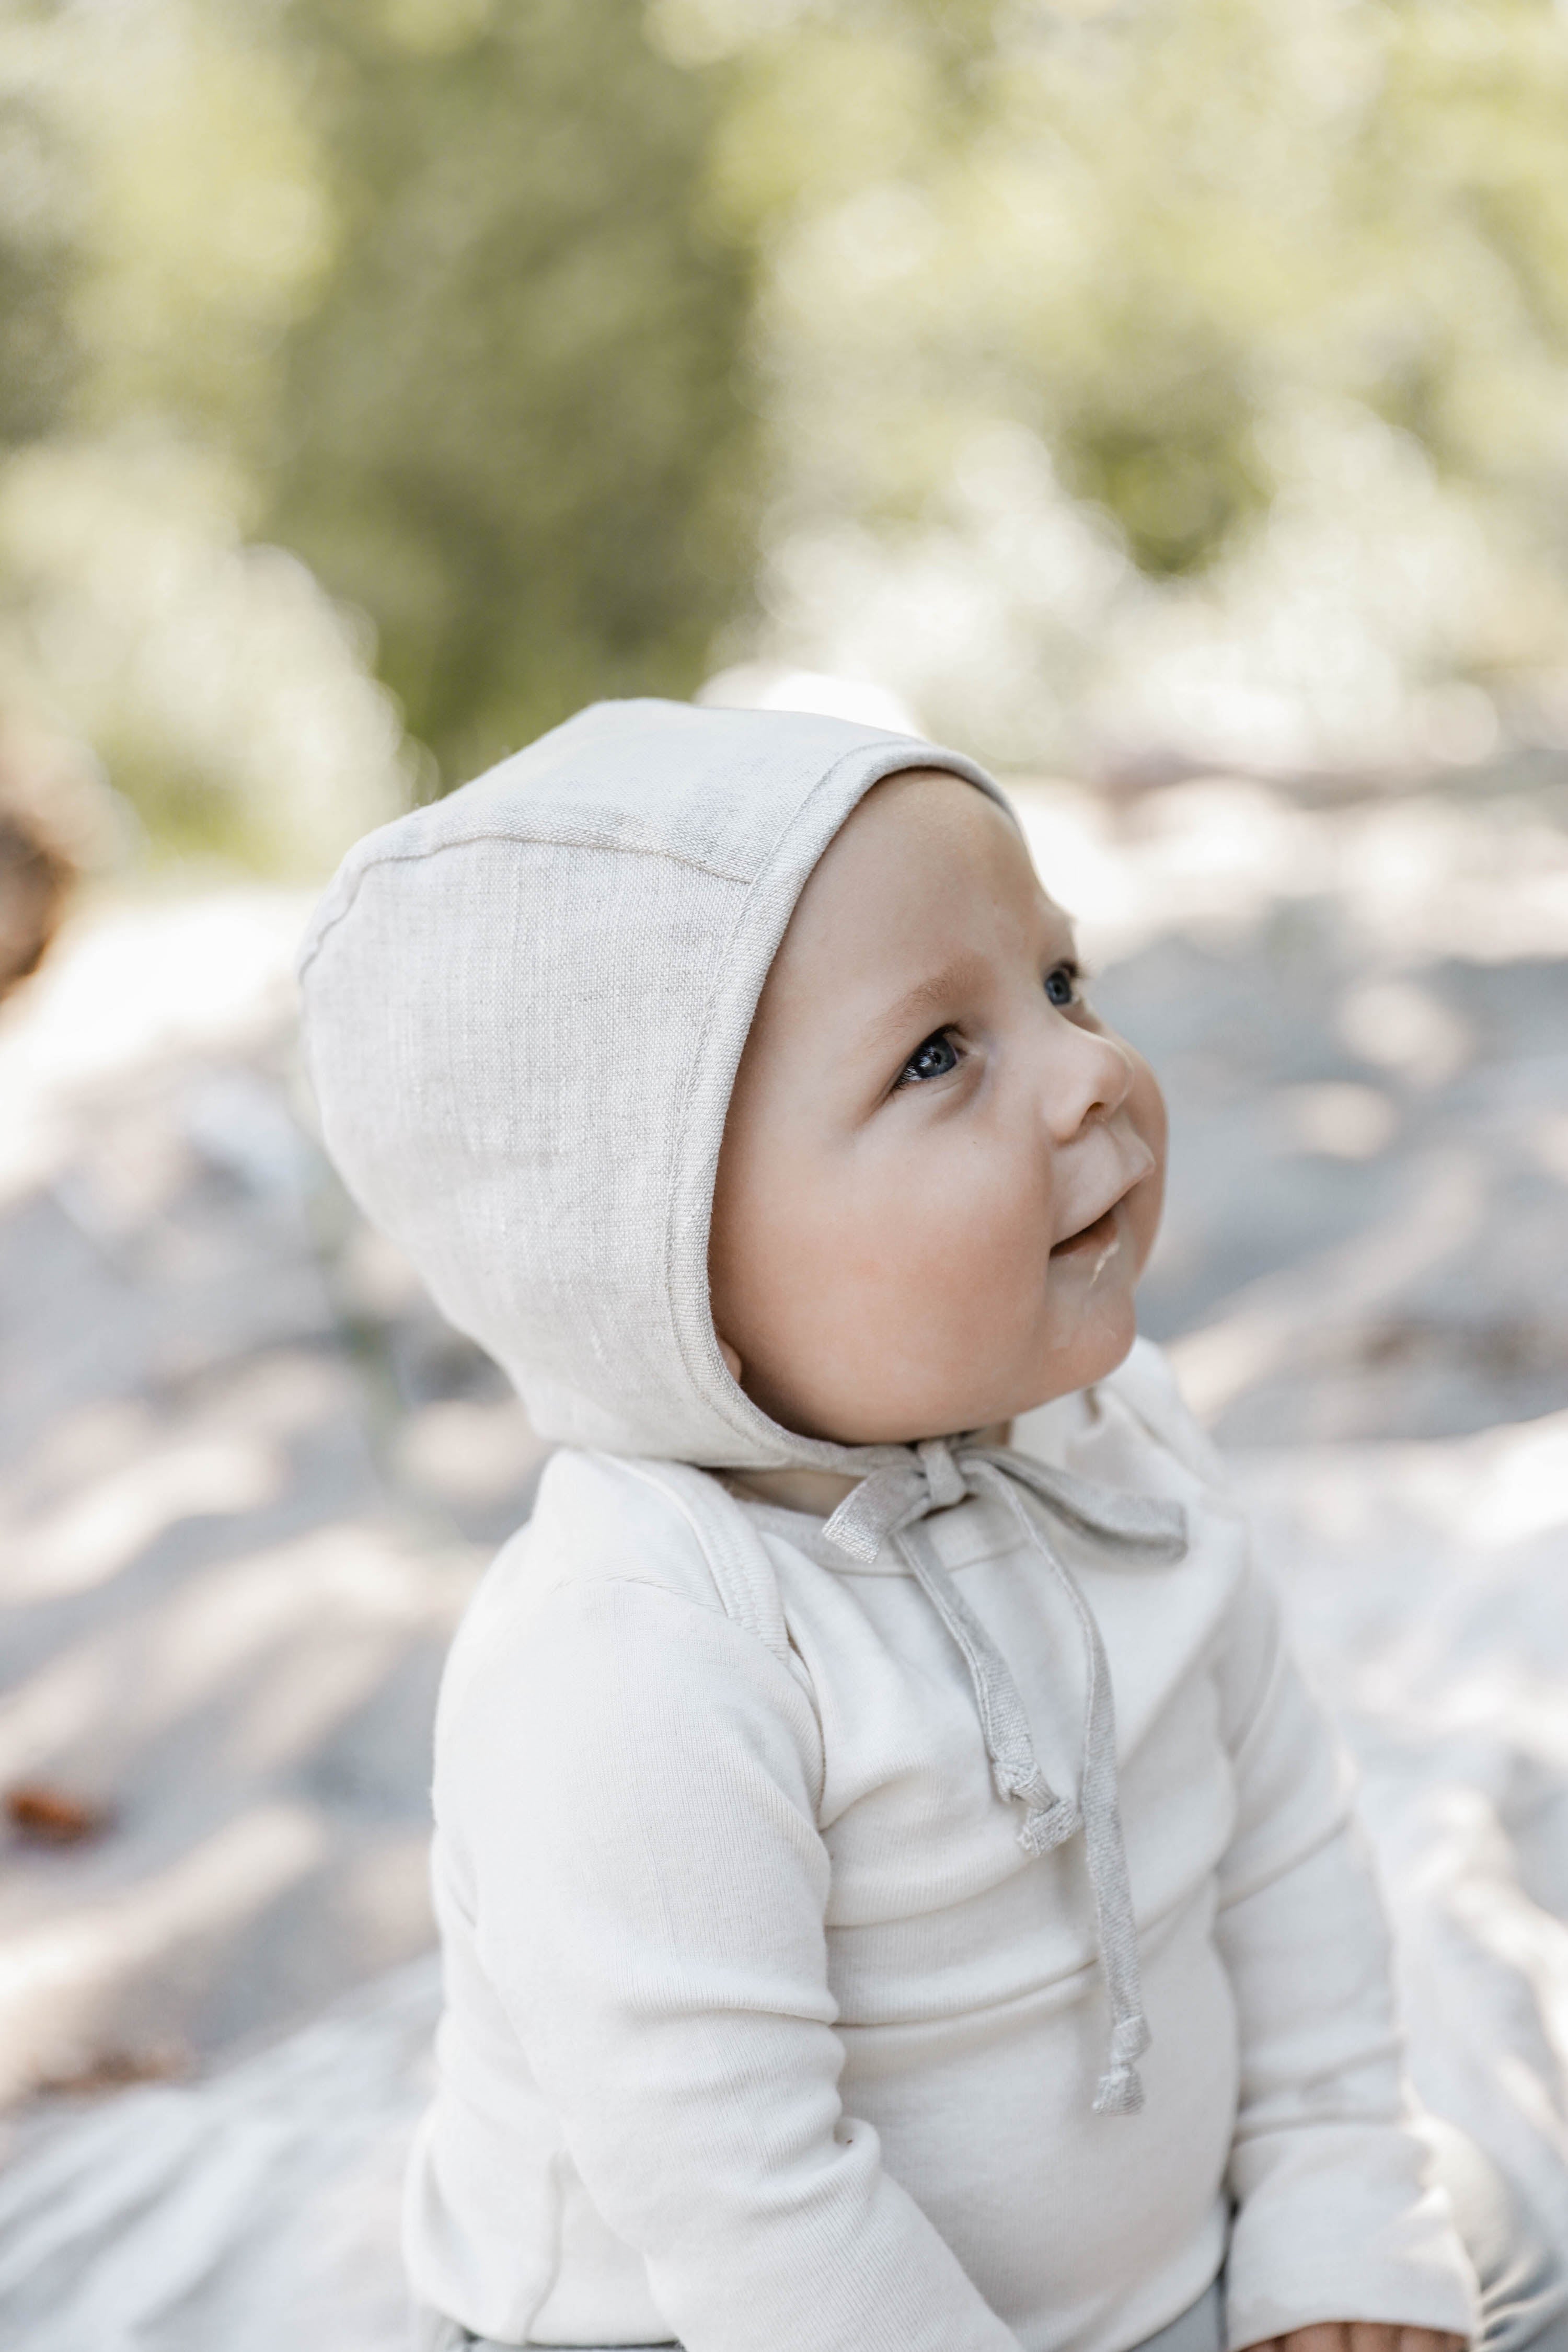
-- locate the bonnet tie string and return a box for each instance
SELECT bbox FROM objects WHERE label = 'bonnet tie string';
[821,1437,1186,2117]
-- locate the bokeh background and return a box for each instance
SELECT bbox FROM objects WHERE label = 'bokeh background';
[1,4,1566,2342]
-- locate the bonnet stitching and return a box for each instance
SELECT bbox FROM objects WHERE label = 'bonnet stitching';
[297,828,756,982]
[661,735,1002,1457]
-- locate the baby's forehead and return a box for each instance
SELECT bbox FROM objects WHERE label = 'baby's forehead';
[761,771,1062,1008]
[797,763,1045,917]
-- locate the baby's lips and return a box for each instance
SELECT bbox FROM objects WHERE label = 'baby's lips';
[1115,1123,1159,1192]
[1053,1128,1156,1249]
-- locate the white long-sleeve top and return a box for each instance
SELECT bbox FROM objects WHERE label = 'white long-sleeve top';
[403,1342,1473,2352]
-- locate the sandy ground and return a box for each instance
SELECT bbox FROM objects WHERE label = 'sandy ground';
[0,765,1564,2344]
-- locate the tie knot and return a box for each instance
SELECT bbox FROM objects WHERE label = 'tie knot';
[918,1437,967,1509]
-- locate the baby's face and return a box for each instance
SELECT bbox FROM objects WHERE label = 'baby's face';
[709,769,1167,1446]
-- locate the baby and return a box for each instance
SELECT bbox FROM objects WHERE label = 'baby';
[300,701,1545,2352]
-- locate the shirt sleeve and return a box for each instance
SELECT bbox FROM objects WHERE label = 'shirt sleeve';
[441,1570,1024,2352]
[1213,1562,1478,2348]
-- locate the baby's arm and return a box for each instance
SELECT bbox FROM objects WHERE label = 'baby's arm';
[1212,1561,1477,2350]
[442,1562,1023,2352]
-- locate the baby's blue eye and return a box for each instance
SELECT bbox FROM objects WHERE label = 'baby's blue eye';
[899,1030,960,1086]
[1044,964,1079,1008]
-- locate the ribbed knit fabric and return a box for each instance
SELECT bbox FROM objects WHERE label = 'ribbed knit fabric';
[400,1347,1474,2352]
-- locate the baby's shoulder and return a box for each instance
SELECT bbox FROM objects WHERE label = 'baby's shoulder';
[443,1447,790,1703]
[533,1449,789,1650]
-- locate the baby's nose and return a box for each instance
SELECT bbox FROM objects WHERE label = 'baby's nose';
[1045,1024,1134,1141]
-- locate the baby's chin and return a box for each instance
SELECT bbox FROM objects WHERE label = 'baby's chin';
[748,1277,1144,1446]
[995,1296,1143,1425]
[826,1322,1142,1448]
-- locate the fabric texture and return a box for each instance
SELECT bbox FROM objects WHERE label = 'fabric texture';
[395,1348,1473,2352]
[412,2116,1568,2352]
[299,698,1001,1471]
[299,702,1475,2352]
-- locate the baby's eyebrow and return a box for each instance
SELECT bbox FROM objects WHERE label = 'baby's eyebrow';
[862,953,995,1053]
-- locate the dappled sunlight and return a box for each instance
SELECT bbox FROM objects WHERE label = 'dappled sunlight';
[0,1356,374,1602]
[214,1535,467,1775]
[1010,773,1568,974]
[1271,1083,1398,1162]
[1167,1150,1491,1425]
[392,1397,552,1515]
[332,1839,443,1957]
[0,1522,470,1784]
[2,1432,283,1604]
[0,898,508,2119]
[1231,1431,1568,2231]
[0,891,311,1206]
[0,1801,329,2101]
[1441,1420,1568,1556]
[1338,977,1473,1092]
[0,1508,475,2109]
[1247,1410,1568,1566]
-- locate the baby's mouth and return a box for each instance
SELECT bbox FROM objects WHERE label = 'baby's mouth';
[1050,1203,1121,1260]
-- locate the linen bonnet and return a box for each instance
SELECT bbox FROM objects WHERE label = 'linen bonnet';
[298,697,1007,1472]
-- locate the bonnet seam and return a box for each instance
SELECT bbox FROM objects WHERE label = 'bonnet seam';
[297,828,755,982]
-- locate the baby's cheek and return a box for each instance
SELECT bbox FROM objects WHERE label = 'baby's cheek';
[947,1187,1054,1349]
[850,1170,1001,1320]
[841,1127,1054,1355]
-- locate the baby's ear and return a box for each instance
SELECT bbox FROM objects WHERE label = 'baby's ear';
[717,1336,744,1385]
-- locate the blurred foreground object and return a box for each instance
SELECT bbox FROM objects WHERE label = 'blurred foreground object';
[0,721,123,1005]
[0,803,68,1004]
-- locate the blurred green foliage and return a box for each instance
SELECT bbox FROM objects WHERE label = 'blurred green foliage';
[0,82,77,447]
[0,0,753,851]
[693,0,1568,581]
[268,0,756,786]
[4,0,1568,860]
